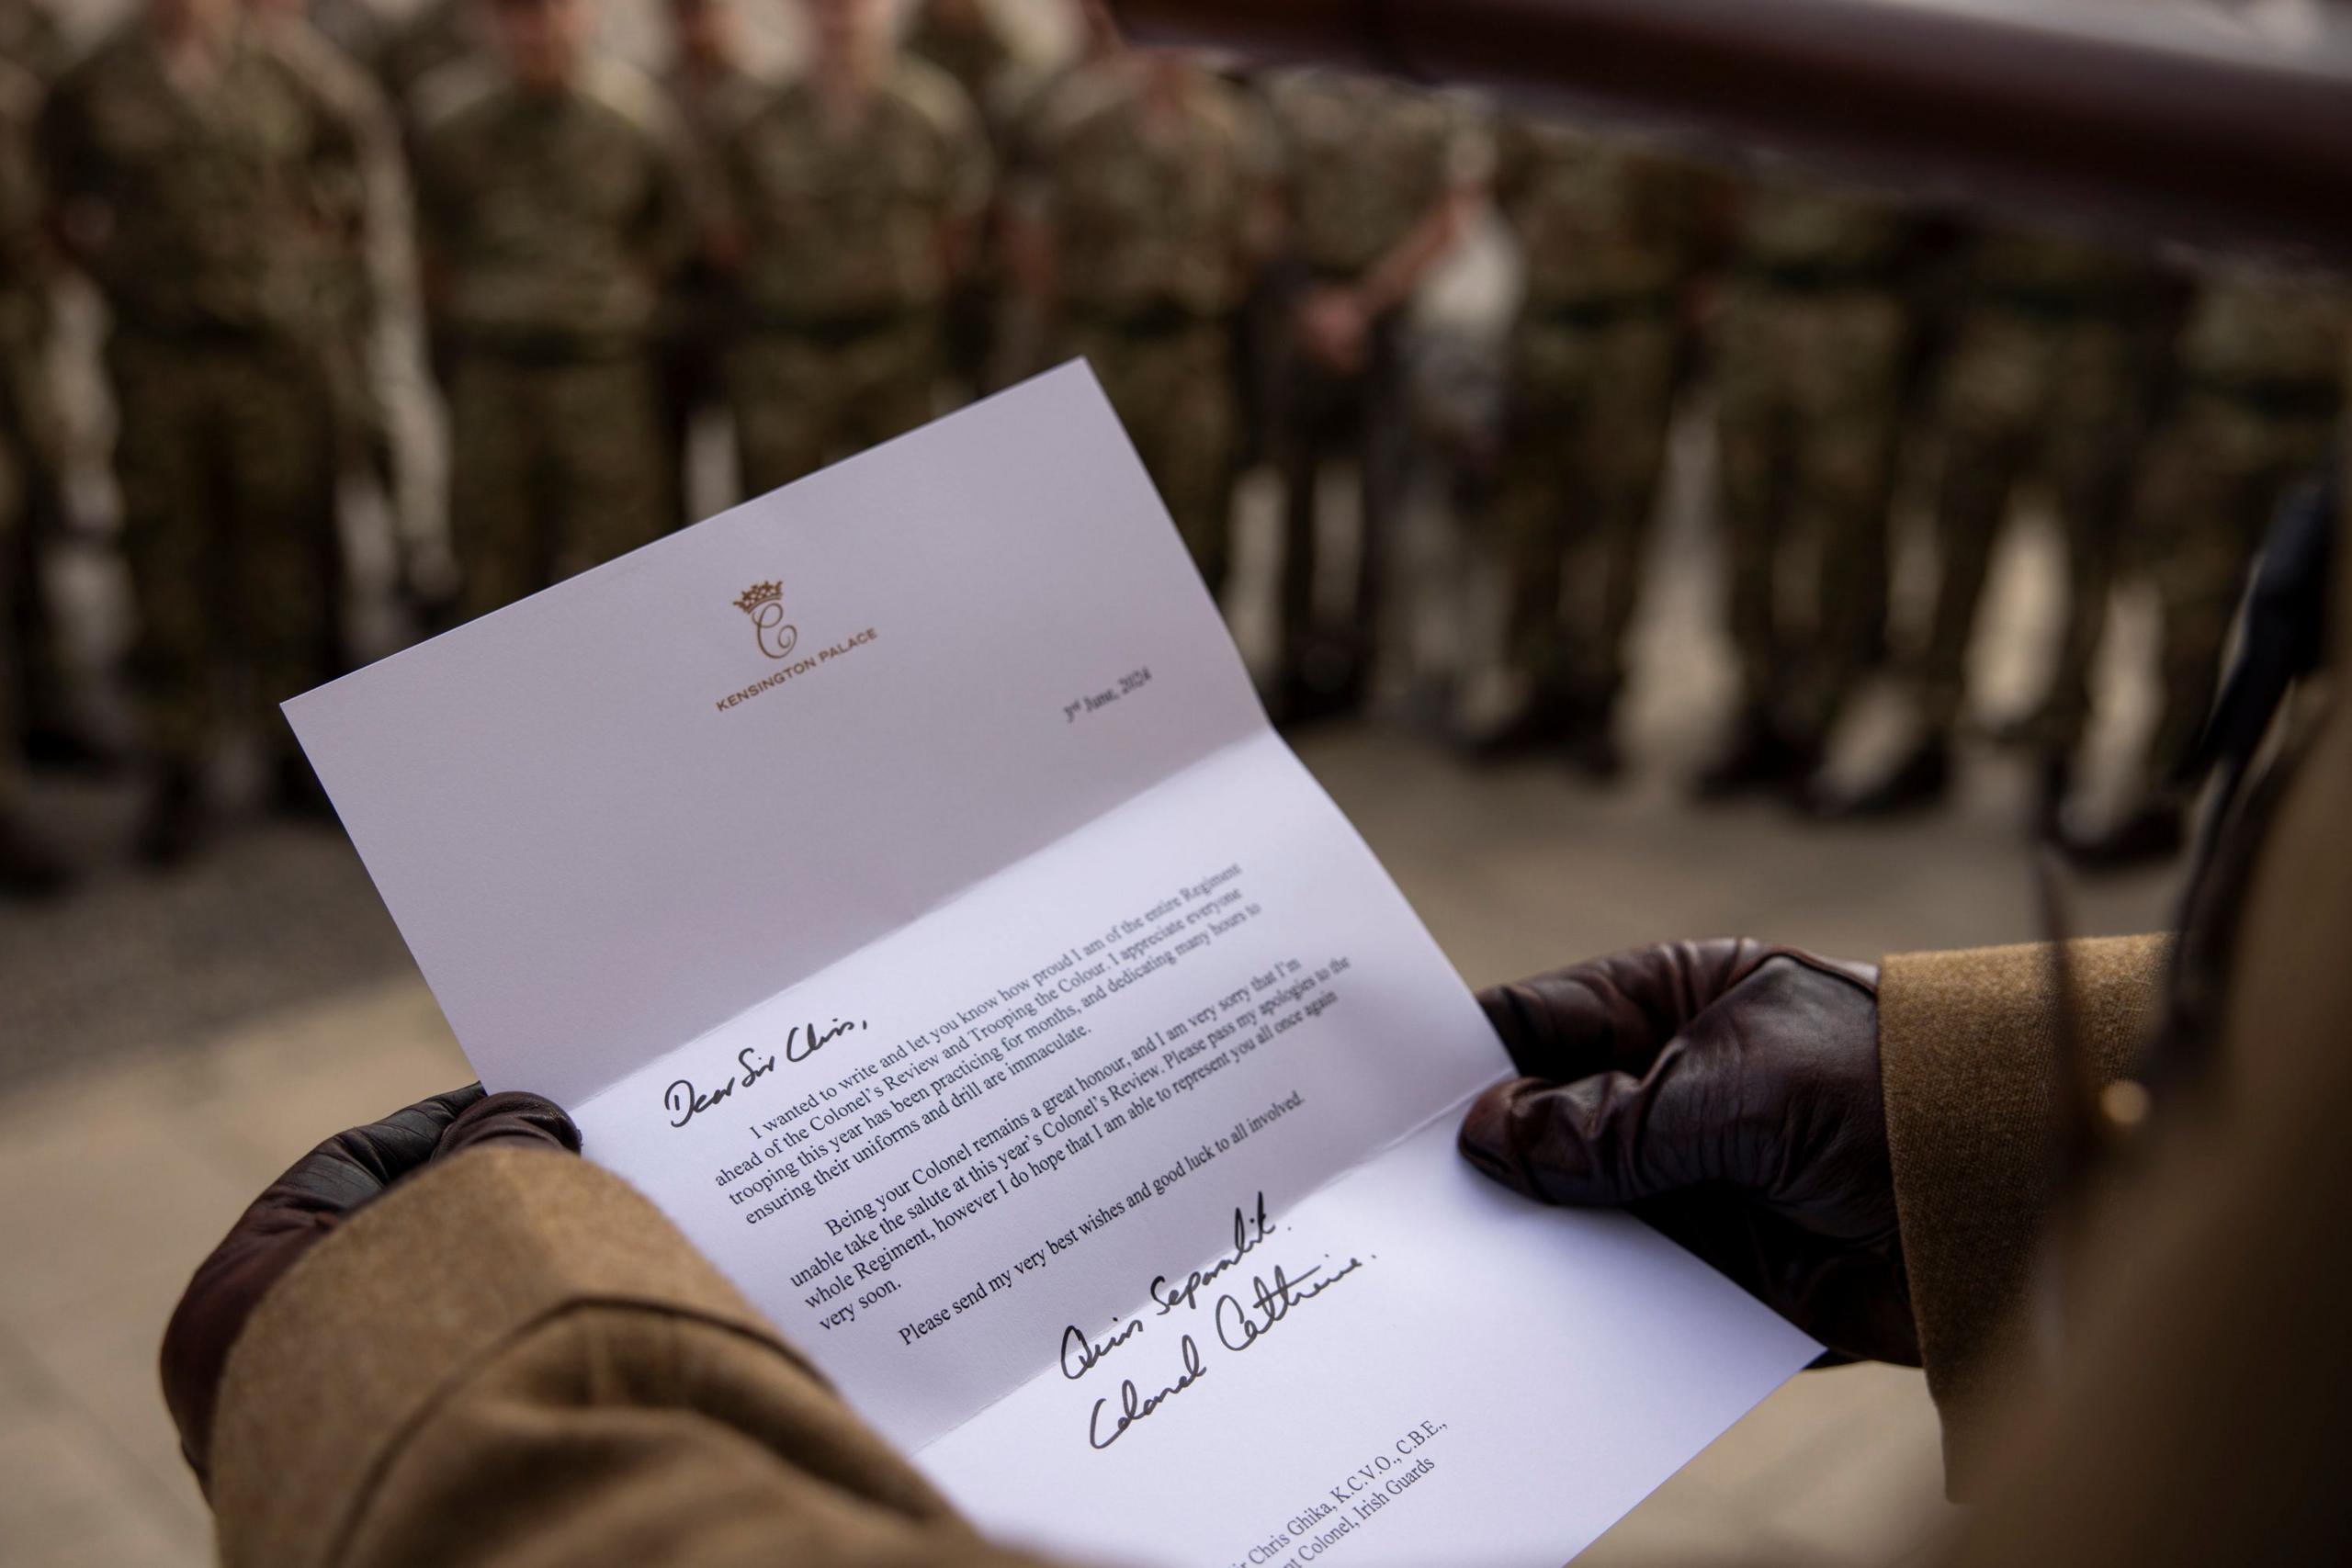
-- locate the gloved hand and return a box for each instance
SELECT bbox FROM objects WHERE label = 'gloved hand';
[160,1086,580,1490]
[1458,940,1919,1366]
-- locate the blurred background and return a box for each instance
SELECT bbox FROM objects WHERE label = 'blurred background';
[1,0,2339,1562]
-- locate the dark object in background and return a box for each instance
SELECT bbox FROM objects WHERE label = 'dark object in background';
[1113,0,2352,266]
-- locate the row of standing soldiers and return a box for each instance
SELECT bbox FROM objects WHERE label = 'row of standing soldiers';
[0,0,2345,892]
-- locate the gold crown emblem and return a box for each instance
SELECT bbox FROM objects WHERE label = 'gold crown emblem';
[734,581,783,615]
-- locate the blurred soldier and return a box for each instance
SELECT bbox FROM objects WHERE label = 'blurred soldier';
[42,0,360,863]
[985,0,1122,389]
[903,0,1017,128]
[376,0,488,118]
[1005,17,1273,598]
[305,0,389,66]
[0,0,84,773]
[0,0,62,83]
[2070,271,2348,867]
[246,0,404,624]
[656,0,759,526]
[714,0,989,497]
[660,0,761,177]
[1844,229,2171,818]
[0,53,64,895]
[1695,178,1917,801]
[413,0,696,624]
[1475,118,1716,775]
[904,0,1022,398]
[1259,69,1472,724]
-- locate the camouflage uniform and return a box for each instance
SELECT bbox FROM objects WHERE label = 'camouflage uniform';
[657,51,761,526]
[905,4,1025,395]
[1260,69,1461,711]
[415,58,695,621]
[0,59,43,809]
[262,15,400,532]
[1711,181,1915,764]
[306,0,390,70]
[1489,119,1713,731]
[374,0,483,118]
[0,0,61,83]
[1015,58,1272,594]
[716,59,990,498]
[0,2,67,762]
[1917,231,2168,752]
[40,18,356,765]
[903,0,1017,134]
[2133,273,2347,777]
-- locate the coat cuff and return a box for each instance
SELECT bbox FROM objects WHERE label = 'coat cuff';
[1878,933,2169,1493]
[210,1145,796,1568]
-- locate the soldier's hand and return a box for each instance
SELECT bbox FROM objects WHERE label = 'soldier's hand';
[160,1086,581,1491]
[1458,940,1919,1366]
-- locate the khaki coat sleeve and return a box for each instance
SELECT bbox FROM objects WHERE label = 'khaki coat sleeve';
[209,1146,1058,1568]
[1876,931,2170,1487]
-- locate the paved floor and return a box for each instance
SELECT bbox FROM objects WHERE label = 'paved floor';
[0,463,2180,1564]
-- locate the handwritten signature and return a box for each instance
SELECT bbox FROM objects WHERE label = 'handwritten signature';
[663,1018,866,1129]
[1148,1191,1275,1315]
[1088,1333,1207,1450]
[1074,1190,1370,1451]
[1061,1315,1145,1381]
[1213,1257,1367,1353]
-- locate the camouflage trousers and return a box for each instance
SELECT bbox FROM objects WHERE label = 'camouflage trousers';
[2131,382,2341,775]
[1920,307,2156,745]
[1714,283,1908,741]
[657,278,731,531]
[729,317,944,501]
[1065,318,1238,595]
[0,498,17,804]
[1271,311,1410,685]
[2,328,62,788]
[447,349,668,624]
[1492,307,1680,706]
[106,330,338,762]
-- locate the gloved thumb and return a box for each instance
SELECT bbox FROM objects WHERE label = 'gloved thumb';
[433,1089,582,1162]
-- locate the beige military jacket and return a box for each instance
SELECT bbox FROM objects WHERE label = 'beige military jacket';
[209,546,2352,1567]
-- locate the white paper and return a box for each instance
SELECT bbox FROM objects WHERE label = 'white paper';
[287,365,1817,1566]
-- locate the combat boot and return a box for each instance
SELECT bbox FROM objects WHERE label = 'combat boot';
[2031,750,2073,843]
[1559,694,1624,782]
[23,720,123,775]
[1816,735,1952,819]
[1986,701,2064,750]
[0,807,72,899]
[2064,795,2188,872]
[136,761,208,870]
[1692,706,1811,801]
[1562,725,1623,782]
[274,752,335,822]
[1269,641,1367,731]
[1463,683,1577,762]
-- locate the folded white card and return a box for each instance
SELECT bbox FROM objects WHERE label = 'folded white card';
[287,365,1816,1566]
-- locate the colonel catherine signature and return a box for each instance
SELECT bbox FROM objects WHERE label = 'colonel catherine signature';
[1059,1192,1372,1450]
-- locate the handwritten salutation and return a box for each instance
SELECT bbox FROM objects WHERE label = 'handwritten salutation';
[665,1018,868,1128]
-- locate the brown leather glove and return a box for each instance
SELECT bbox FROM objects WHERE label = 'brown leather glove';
[160,1086,580,1492]
[1458,940,1919,1367]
